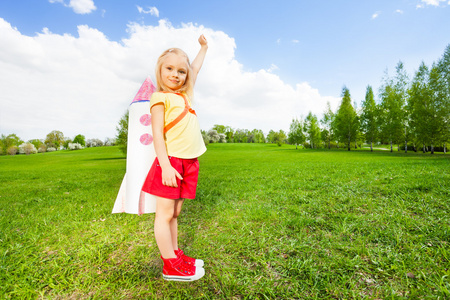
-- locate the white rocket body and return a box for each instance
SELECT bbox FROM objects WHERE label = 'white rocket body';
[112,77,157,214]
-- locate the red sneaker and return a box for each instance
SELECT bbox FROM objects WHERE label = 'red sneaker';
[161,256,205,281]
[175,248,204,267]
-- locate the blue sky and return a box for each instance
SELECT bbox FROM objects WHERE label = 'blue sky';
[1,0,449,141]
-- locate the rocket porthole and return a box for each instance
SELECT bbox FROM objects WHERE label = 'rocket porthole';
[140,114,151,126]
[140,133,153,145]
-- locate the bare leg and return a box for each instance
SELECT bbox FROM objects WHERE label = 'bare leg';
[170,199,184,250]
[154,196,177,259]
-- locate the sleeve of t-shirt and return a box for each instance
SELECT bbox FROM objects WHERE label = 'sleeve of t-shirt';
[149,92,167,109]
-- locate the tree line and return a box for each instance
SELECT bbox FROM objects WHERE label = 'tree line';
[201,125,286,146]
[0,131,115,156]
[307,44,450,154]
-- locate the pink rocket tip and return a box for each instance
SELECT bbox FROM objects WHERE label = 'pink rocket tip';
[132,76,156,103]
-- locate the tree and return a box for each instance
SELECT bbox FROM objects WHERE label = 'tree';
[409,62,448,154]
[224,127,234,143]
[116,110,129,155]
[333,86,359,150]
[45,130,64,150]
[73,134,86,147]
[288,118,305,149]
[408,62,433,153]
[320,102,334,149]
[1,134,23,154]
[394,61,410,152]
[267,130,276,144]
[201,130,209,146]
[267,130,286,146]
[305,112,321,149]
[437,44,450,153]
[86,138,104,147]
[379,62,408,152]
[274,130,287,146]
[250,129,265,143]
[427,64,448,154]
[207,129,220,143]
[7,146,18,156]
[28,139,44,150]
[360,85,379,151]
[63,138,72,150]
[212,124,227,134]
[104,137,116,146]
[19,143,37,155]
[233,129,248,143]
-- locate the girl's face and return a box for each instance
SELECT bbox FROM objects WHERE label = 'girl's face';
[160,53,189,91]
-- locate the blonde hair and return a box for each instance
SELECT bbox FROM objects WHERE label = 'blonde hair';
[155,48,194,98]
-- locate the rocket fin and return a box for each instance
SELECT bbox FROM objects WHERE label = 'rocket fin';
[112,174,127,213]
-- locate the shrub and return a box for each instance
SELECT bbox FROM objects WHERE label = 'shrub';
[86,139,103,147]
[218,133,227,143]
[7,146,18,155]
[47,147,56,152]
[19,143,37,155]
[68,143,84,150]
[104,138,116,146]
[207,130,220,143]
[38,144,47,153]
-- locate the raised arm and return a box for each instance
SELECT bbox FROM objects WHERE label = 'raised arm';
[190,34,208,85]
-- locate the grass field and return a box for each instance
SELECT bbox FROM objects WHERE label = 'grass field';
[1,144,449,299]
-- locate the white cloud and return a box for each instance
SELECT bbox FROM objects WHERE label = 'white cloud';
[419,0,448,6]
[292,39,299,44]
[137,6,159,17]
[267,64,279,73]
[395,9,404,14]
[371,11,381,19]
[0,18,339,141]
[48,0,96,14]
[70,0,96,14]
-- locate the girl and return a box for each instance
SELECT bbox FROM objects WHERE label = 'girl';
[141,35,208,281]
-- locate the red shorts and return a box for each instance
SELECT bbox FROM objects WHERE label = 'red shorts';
[142,157,199,200]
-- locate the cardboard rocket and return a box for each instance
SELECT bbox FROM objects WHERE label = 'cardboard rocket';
[112,76,157,214]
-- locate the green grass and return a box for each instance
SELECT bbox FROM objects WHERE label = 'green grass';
[1,144,449,299]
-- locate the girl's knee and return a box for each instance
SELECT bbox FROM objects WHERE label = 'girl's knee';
[155,210,174,223]
[173,199,184,218]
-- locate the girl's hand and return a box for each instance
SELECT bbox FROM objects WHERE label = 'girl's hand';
[191,35,208,84]
[161,166,183,188]
[198,34,208,47]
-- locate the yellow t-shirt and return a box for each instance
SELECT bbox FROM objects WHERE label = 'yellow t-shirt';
[150,92,206,159]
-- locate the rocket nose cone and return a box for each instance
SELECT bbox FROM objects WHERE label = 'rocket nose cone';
[132,77,156,103]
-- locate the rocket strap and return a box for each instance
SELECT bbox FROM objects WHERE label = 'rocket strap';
[162,92,196,134]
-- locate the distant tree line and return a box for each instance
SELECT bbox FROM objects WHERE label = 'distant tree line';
[0,131,116,156]
[286,44,450,154]
[201,125,287,146]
